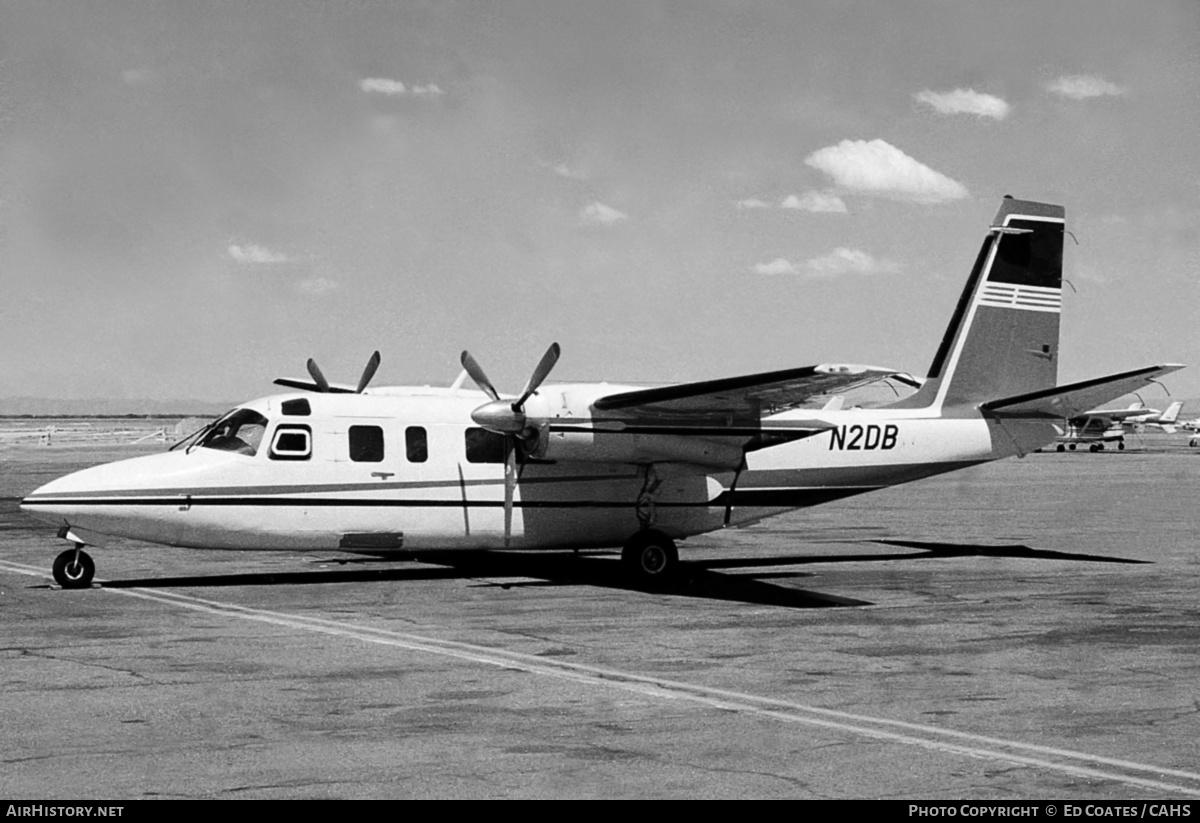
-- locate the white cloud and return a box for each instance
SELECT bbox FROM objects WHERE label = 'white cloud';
[361,77,407,95]
[753,258,800,276]
[228,243,289,265]
[297,277,338,295]
[781,191,848,213]
[121,68,154,87]
[803,247,901,278]
[579,201,628,226]
[361,78,445,98]
[756,248,900,278]
[1046,74,1125,100]
[554,163,587,180]
[735,197,771,209]
[914,88,1011,120]
[804,139,968,204]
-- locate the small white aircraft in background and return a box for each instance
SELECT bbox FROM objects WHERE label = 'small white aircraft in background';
[22,197,1183,589]
[1054,400,1185,452]
[1125,401,1184,434]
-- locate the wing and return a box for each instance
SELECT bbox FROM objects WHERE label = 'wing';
[591,363,900,425]
[273,377,359,394]
[981,365,1185,420]
[1086,407,1150,421]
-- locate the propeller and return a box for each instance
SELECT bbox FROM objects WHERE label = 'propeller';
[460,343,561,546]
[305,358,330,393]
[355,350,382,393]
[275,351,381,394]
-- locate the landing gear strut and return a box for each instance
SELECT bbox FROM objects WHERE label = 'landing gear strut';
[621,530,679,586]
[52,545,95,589]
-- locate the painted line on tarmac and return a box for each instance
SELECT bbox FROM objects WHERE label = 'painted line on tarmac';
[5,558,1200,796]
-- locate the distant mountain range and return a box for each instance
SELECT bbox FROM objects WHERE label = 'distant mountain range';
[0,397,237,417]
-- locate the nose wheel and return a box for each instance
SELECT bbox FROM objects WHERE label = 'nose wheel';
[52,546,95,589]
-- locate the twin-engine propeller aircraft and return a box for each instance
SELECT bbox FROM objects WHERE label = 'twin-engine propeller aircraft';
[22,197,1183,589]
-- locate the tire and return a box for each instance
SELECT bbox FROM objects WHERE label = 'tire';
[52,549,95,589]
[621,531,679,585]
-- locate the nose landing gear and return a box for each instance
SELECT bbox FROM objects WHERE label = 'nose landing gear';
[52,545,95,589]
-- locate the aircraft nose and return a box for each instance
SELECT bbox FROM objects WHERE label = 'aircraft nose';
[21,463,121,526]
[20,451,192,526]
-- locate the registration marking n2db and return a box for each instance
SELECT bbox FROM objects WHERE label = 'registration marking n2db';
[829,424,899,451]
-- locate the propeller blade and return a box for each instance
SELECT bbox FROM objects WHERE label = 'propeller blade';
[306,359,331,393]
[356,351,382,393]
[514,342,561,410]
[460,351,500,401]
[503,437,517,548]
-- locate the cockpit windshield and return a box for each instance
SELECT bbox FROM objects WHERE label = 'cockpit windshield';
[196,408,269,456]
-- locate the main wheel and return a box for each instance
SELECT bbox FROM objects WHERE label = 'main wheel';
[52,548,95,589]
[621,530,679,585]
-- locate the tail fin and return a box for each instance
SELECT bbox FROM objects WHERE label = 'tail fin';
[1161,401,1183,424]
[891,197,1065,412]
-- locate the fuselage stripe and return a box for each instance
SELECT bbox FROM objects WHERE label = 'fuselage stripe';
[21,487,886,511]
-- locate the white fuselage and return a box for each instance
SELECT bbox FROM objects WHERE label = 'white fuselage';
[20,385,1057,554]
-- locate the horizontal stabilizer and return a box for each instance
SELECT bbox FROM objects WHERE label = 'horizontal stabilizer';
[980,364,1185,420]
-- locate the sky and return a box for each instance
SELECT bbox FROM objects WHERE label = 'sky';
[2,0,1198,406]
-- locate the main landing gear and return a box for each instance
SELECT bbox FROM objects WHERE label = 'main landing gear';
[621,530,679,586]
[52,545,95,589]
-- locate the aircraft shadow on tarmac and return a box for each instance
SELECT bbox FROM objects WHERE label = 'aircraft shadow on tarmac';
[95,539,1147,610]
[100,552,867,609]
[695,539,1151,570]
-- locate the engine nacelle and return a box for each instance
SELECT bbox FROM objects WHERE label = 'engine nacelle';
[527,422,744,470]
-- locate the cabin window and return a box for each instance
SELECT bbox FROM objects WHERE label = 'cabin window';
[465,427,507,464]
[281,398,311,416]
[197,409,269,457]
[406,427,428,463]
[349,425,385,462]
[269,425,311,461]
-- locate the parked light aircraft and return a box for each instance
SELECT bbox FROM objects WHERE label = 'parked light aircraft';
[1054,401,1185,452]
[21,197,1184,589]
[1125,401,1183,434]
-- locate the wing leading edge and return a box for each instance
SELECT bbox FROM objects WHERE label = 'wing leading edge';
[591,363,901,423]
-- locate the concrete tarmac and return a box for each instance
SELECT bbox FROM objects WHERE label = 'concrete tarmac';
[1,436,1198,799]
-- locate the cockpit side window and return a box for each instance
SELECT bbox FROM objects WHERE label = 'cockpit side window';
[269,425,312,461]
[198,409,269,456]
